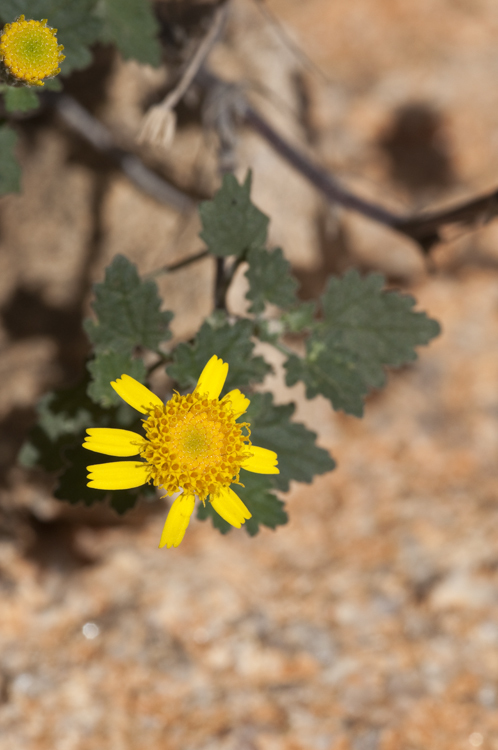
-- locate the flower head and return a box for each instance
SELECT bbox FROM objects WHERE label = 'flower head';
[83,356,279,549]
[0,15,65,87]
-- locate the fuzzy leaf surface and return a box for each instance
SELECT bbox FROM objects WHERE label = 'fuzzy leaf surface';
[4,86,40,113]
[0,0,101,74]
[97,0,161,65]
[0,124,21,194]
[85,254,173,355]
[245,246,298,313]
[167,318,272,393]
[281,301,316,333]
[199,172,269,257]
[246,392,335,492]
[286,269,441,416]
[87,351,147,407]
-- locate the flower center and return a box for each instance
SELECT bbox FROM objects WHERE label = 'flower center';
[182,424,210,457]
[140,391,251,500]
[0,16,65,86]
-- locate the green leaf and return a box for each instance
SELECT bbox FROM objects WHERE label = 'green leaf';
[84,254,173,355]
[245,392,335,492]
[54,443,107,506]
[3,86,40,113]
[199,171,269,257]
[285,349,365,418]
[245,246,298,313]
[196,474,287,537]
[44,76,63,91]
[237,473,287,536]
[0,124,21,195]
[167,317,272,393]
[96,0,161,66]
[285,269,441,416]
[19,376,147,512]
[19,383,97,473]
[19,423,74,472]
[0,0,101,75]
[87,351,147,407]
[281,301,316,332]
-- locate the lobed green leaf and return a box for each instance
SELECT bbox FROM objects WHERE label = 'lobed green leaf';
[245,246,298,313]
[245,392,335,492]
[199,171,269,257]
[167,317,272,393]
[96,0,161,66]
[285,348,365,417]
[86,351,147,407]
[237,473,288,536]
[84,254,173,355]
[285,269,441,416]
[280,301,316,333]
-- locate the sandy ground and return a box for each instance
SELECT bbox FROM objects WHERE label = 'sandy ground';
[2,1,498,748]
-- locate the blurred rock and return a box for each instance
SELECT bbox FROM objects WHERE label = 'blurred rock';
[341,211,426,281]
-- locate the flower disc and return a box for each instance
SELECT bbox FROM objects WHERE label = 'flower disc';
[0,15,65,86]
[141,391,252,500]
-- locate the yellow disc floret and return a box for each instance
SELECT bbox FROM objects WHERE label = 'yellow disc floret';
[141,390,252,501]
[0,15,65,87]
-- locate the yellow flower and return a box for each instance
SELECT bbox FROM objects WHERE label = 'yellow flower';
[0,15,65,87]
[83,355,279,549]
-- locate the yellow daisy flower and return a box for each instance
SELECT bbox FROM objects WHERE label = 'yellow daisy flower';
[83,355,279,549]
[0,15,65,87]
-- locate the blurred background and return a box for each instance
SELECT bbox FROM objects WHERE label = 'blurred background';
[2,0,498,747]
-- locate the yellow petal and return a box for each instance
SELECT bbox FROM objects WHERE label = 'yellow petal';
[83,428,143,457]
[210,486,251,528]
[221,389,250,418]
[159,493,196,548]
[194,355,228,400]
[110,374,163,414]
[241,445,279,474]
[87,461,149,490]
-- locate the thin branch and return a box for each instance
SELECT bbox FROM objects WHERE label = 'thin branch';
[53,94,195,214]
[50,74,498,256]
[245,102,498,252]
[243,104,400,227]
[145,249,210,280]
[214,257,227,310]
[195,67,498,253]
[393,189,498,248]
[147,355,173,376]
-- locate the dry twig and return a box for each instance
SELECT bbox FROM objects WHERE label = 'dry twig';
[195,67,498,253]
[138,1,229,148]
[54,94,195,214]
